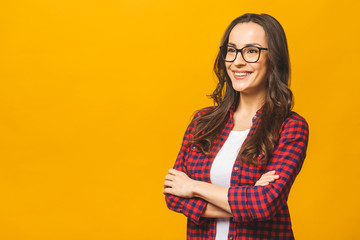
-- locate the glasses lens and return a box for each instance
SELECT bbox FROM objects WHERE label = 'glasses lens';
[243,47,260,63]
[221,46,236,62]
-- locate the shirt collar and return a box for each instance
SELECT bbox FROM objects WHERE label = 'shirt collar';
[254,104,264,118]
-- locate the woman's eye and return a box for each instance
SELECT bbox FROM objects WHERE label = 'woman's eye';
[247,48,259,54]
[227,48,236,53]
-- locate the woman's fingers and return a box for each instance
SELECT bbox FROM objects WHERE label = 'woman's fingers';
[255,171,280,186]
[260,175,279,181]
[163,187,173,195]
[168,168,181,175]
[165,174,174,181]
[255,180,267,186]
[164,179,173,188]
[163,168,194,198]
[255,181,269,186]
[164,170,176,189]
[262,170,276,176]
[164,173,175,188]
[260,170,279,180]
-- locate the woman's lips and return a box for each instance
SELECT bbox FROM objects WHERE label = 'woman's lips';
[232,71,253,80]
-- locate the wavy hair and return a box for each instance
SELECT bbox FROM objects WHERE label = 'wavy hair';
[190,13,293,165]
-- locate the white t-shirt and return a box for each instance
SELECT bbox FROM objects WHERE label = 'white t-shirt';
[210,129,250,240]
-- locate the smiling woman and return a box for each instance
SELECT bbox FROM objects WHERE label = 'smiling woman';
[163,13,308,240]
[224,23,269,95]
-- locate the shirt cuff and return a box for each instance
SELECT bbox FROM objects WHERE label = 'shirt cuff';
[182,198,207,224]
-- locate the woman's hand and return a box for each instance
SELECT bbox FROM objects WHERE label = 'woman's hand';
[163,169,196,198]
[255,170,279,186]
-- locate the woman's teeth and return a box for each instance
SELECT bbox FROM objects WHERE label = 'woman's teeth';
[234,72,252,76]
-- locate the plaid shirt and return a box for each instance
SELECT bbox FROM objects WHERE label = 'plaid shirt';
[165,104,309,240]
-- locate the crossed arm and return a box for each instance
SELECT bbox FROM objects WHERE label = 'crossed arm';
[163,168,279,218]
[163,115,308,223]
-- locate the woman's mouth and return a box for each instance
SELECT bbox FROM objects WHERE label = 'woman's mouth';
[232,71,253,80]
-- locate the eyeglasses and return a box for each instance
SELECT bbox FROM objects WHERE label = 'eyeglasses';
[219,45,268,63]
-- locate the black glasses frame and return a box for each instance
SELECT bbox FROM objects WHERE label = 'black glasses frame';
[219,45,268,63]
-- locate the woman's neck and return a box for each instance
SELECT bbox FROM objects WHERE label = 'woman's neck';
[234,90,266,118]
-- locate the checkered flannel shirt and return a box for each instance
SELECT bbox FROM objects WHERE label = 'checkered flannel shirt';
[165,104,309,240]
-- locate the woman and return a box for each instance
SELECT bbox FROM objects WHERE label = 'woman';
[163,13,309,240]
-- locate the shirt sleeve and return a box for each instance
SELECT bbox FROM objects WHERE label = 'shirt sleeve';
[227,115,309,222]
[165,111,207,224]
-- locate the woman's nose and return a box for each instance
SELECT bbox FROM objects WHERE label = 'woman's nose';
[233,52,246,66]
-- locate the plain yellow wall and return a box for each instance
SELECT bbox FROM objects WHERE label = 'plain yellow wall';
[0,0,359,239]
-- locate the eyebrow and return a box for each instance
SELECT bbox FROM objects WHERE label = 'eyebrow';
[228,42,262,48]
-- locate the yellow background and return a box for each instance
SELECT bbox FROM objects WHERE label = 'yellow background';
[0,0,359,239]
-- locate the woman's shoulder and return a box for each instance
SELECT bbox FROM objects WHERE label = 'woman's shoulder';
[193,106,216,119]
[286,111,308,127]
[280,111,309,141]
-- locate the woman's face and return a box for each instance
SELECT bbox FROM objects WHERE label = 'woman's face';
[225,22,268,95]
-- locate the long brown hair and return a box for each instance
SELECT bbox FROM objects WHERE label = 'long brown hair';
[190,13,293,165]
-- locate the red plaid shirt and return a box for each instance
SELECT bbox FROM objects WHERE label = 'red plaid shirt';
[165,104,309,240]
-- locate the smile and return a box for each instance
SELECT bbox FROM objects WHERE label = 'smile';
[232,71,253,80]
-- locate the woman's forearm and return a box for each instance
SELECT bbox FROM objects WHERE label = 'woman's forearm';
[164,168,279,216]
[201,203,233,218]
[193,180,232,214]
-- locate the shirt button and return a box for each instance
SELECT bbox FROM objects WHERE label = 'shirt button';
[234,166,239,171]
[192,146,196,150]
[229,237,233,240]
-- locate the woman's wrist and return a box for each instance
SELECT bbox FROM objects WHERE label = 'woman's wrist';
[191,180,203,198]
[190,180,232,214]
[201,203,233,218]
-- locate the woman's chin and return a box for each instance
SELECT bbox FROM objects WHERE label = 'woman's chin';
[232,84,248,93]
[231,81,266,95]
